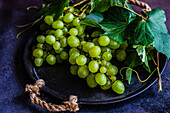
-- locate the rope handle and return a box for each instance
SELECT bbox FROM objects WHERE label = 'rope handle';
[25,0,151,112]
[25,79,79,112]
[127,0,151,13]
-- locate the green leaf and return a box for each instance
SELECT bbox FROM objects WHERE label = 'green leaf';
[91,0,126,12]
[146,9,167,33]
[135,21,154,46]
[85,12,104,23]
[91,0,110,13]
[153,32,170,58]
[38,0,69,20]
[135,9,168,46]
[80,19,101,28]
[133,45,150,71]
[125,52,142,68]
[100,7,140,43]
[110,0,126,6]
[126,69,132,85]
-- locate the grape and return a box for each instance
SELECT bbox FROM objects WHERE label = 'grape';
[53,41,61,50]
[45,29,51,34]
[89,46,101,57]
[45,35,56,45]
[83,42,95,52]
[120,41,128,50]
[68,6,75,12]
[97,60,101,65]
[106,61,112,67]
[70,65,79,75]
[110,76,117,82]
[88,61,99,73]
[34,58,43,67]
[42,52,48,61]
[33,49,43,58]
[91,30,101,37]
[48,30,55,35]
[101,47,111,53]
[76,26,84,36]
[54,29,63,39]
[58,16,63,21]
[62,27,68,35]
[55,47,64,53]
[95,73,107,85]
[44,15,53,25]
[63,13,74,23]
[68,36,80,47]
[37,35,45,43]
[98,36,110,46]
[112,80,125,94]
[108,39,120,49]
[60,51,68,60]
[69,28,78,36]
[100,79,112,90]
[101,60,107,66]
[69,52,80,64]
[81,13,86,19]
[116,50,126,61]
[76,55,87,65]
[56,55,62,63]
[60,37,67,47]
[46,54,56,65]
[69,48,80,55]
[36,43,44,49]
[100,66,107,73]
[92,38,100,46]
[80,41,86,46]
[72,18,80,26]
[102,52,112,61]
[86,73,97,88]
[52,20,64,29]
[78,65,89,78]
[107,65,118,76]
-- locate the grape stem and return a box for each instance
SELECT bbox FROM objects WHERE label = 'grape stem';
[115,5,147,21]
[157,52,162,92]
[72,0,87,7]
[106,72,113,82]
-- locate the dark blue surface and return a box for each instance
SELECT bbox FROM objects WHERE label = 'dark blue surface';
[0,0,170,112]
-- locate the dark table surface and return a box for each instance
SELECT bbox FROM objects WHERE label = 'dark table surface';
[0,0,170,113]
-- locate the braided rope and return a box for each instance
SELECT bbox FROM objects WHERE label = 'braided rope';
[25,79,79,112]
[127,0,151,13]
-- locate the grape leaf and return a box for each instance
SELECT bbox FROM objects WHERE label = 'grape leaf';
[100,7,140,43]
[126,69,132,85]
[80,19,101,28]
[125,52,142,68]
[110,0,126,6]
[38,0,69,20]
[153,32,170,59]
[85,12,104,23]
[90,0,126,12]
[135,9,168,46]
[133,45,150,71]
[90,0,110,13]
[125,52,142,84]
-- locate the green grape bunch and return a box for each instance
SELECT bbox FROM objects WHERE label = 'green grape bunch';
[32,6,128,95]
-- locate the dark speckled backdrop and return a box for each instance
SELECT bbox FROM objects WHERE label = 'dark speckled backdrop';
[0,0,169,112]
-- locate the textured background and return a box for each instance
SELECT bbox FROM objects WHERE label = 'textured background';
[0,0,170,112]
